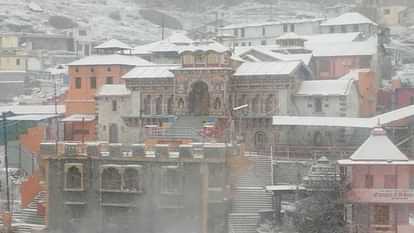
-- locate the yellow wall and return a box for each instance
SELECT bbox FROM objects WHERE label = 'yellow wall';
[381,6,407,26]
[0,35,18,48]
[0,56,26,71]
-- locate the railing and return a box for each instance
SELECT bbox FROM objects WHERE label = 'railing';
[144,127,200,139]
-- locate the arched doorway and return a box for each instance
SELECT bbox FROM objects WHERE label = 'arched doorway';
[109,124,119,143]
[189,81,209,115]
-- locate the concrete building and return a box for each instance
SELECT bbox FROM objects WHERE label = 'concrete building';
[63,54,152,141]
[338,127,414,233]
[320,12,378,35]
[43,141,235,233]
[217,18,323,48]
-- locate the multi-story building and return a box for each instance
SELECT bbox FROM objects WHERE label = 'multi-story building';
[320,12,378,35]
[217,18,324,48]
[338,127,414,233]
[63,54,152,141]
[42,141,235,233]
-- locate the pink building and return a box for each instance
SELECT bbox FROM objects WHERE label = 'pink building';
[338,128,414,233]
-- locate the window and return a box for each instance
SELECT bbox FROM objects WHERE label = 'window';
[240,28,245,38]
[233,29,238,36]
[329,26,335,33]
[365,174,373,188]
[265,95,274,113]
[195,54,204,64]
[167,96,174,114]
[254,132,267,148]
[90,67,94,72]
[16,58,20,66]
[75,67,79,72]
[144,95,151,114]
[161,167,183,194]
[410,168,414,188]
[79,30,87,36]
[112,100,117,111]
[65,164,83,191]
[353,24,359,32]
[262,27,266,36]
[314,98,322,113]
[155,96,162,114]
[123,168,141,192]
[341,25,347,33]
[106,77,113,84]
[214,97,221,110]
[261,40,267,45]
[384,9,390,15]
[248,42,252,46]
[101,167,122,191]
[107,67,111,72]
[241,42,246,46]
[319,59,330,73]
[90,77,96,89]
[290,24,295,32]
[384,175,396,188]
[283,24,288,32]
[75,78,82,89]
[374,205,390,225]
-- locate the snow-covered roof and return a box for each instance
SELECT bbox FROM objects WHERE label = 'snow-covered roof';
[276,33,307,41]
[165,32,193,44]
[303,32,362,44]
[122,65,178,79]
[320,12,378,26]
[7,114,58,121]
[296,79,354,96]
[238,47,313,65]
[234,61,302,77]
[349,128,408,161]
[306,36,377,57]
[131,33,193,55]
[221,18,325,30]
[273,105,414,128]
[0,105,65,115]
[94,39,132,50]
[68,54,152,66]
[61,114,96,122]
[179,41,230,54]
[96,84,131,97]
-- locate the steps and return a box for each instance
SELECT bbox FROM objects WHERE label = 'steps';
[1,191,47,232]
[228,154,273,233]
[169,116,207,141]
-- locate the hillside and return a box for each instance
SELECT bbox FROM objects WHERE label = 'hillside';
[0,0,328,45]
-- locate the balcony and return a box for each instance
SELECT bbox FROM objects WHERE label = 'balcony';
[346,189,414,203]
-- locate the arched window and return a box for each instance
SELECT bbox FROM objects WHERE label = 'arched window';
[254,131,267,149]
[177,97,184,110]
[65,165,82,190]
[144,95,151,115]
[155,95,162,115]
[265,95,274,113]
[214,97,221,110]
[123,168,141,192]
[101,167,122,190]
[167,96,174,115]
[252,95,260,113]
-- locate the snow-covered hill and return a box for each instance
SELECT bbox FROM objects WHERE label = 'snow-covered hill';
[1,0,327,45]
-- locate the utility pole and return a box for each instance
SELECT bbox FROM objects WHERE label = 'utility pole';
[161,15,165,40]
[2,113,10,213]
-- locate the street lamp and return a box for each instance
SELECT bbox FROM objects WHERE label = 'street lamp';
[232,104,248,143]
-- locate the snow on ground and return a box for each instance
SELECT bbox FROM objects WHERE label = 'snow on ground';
[0,0,326,45]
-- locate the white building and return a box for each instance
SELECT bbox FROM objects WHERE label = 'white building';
[217,18,324,48]
[96,84,140,144]
[320,12,378,35]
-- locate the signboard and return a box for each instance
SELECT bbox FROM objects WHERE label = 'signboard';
[348,189,414,203]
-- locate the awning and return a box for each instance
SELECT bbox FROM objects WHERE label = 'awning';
[61,114,96,122]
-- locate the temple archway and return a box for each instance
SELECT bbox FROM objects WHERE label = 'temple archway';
[189,81,209,115]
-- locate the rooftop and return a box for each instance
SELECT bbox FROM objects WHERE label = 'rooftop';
[0,105,65,115]
[68,54,152,66]
[179,40,230,54]
[349,128,408,162]
[234,61,302,77]
[94,39,132,50]
[306,36,377,57]
[296,79,354,96]
[276,32,307,41]
[320,12,377,26]
[221,18,325,30]
[238,47,312,65]
[122,65,178,79]
[97,84,131,97]
[61,114,96,122]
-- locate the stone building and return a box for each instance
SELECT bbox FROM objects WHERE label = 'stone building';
[42,141,236,233]
[97,40,313,150]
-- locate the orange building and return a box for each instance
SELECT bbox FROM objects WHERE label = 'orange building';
[339,69,378,117]
[63,54,152,141]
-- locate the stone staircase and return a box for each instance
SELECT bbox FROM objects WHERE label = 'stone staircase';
[228,154,273,233]
[169,116,208,141]
[3,191,47,233]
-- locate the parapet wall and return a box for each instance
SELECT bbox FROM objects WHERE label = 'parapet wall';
[40,141,241,161]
